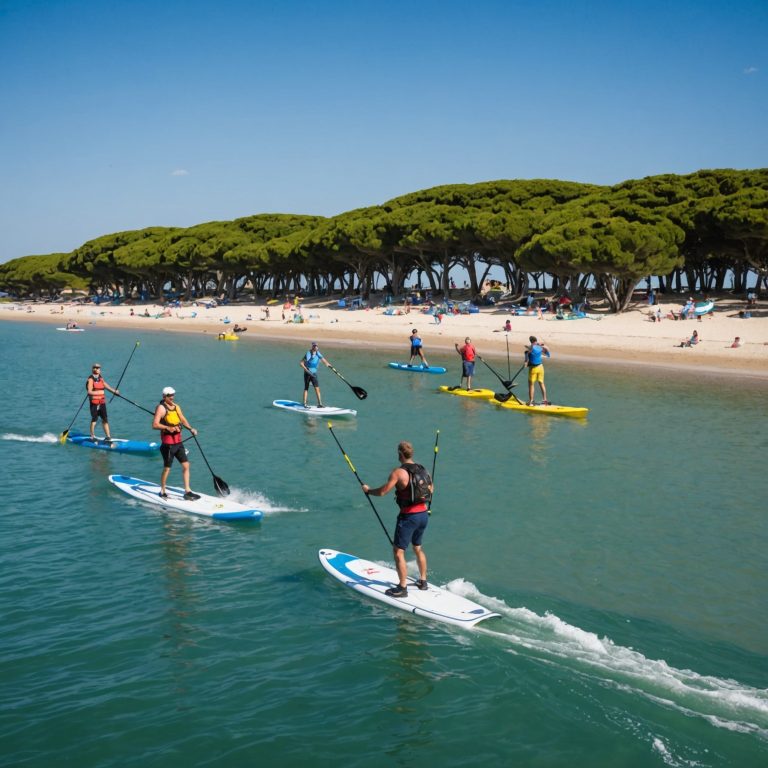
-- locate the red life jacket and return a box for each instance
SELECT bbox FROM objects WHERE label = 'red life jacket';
[87,375,106,404]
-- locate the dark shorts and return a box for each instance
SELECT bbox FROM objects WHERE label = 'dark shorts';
[89,402,108,422]
[160,442,189,468]
[462,360,475,377]
[410,344,422,356]
[303,371,319,389]
[393,511,429,551]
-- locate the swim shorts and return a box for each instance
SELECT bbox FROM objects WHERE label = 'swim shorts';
[528,364,544,384]
[160,442,189,468]
[89,402,108,422]
[393,511,429,550]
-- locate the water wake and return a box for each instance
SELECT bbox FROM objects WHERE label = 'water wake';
[446,579,768,739]
[226,487,303,516]
[2,432,59,444]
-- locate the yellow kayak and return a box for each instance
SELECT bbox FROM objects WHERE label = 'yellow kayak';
[217,333,239,341]
[439,386,496,399]
[491,397,588,417]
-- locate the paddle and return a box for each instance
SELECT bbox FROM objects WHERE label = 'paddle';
[113,393,229,496]
[59,394,89,443]
[427,429,439,515]
[190,433,230,497]
[328,423,393,546]
[109,340,140,402]
[327,363,367,400]
[506,333,511,379]
[477,355,520,391]
[477,355,526,404]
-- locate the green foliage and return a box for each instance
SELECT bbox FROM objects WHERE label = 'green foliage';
[2,170,766,310]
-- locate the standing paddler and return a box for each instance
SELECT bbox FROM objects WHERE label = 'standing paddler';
[86,363,119,441]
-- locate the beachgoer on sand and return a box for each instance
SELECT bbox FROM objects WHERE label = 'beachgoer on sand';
[679,330,699,347]
[731,337,742,348]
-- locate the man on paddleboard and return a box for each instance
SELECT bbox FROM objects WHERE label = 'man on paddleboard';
[525,336,551,406]
[152,386,200,500]
[86,363,119,441]
[408,329,429,367]
[362,441,432,598]
[455,337,476,390]
[300,342,332,408]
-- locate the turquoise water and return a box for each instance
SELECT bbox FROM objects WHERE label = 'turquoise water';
[1,320,766,767]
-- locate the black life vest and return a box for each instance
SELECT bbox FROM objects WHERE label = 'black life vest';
[395,462,432,511]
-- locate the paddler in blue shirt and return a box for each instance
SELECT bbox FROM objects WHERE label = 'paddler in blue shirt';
[524,336,551,406]
[408,328,429,367]
[300,342,331,408]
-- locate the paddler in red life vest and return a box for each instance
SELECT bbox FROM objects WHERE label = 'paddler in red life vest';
[455,337,477,390]
[362,441,433,599]
[151,387,200,501]
[86,363,119,441]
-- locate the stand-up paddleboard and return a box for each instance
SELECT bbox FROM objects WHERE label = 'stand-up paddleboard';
[272,400,357,418]
[388,362,447,375]
[108,475,263,520]
[67,431,159,454]
[439,386,495,399]
[491,397,588,417]
[56,327,84,332]
[319,549,499,629]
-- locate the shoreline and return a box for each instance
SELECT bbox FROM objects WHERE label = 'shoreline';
[3,294,767,382]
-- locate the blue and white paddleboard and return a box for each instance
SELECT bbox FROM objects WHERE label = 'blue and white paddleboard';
[56,327,85,332]
[272,400,357,418]
[388,362,447,375]
[108,474,263,521]
[319,549,499,628]
[67,431,159,454]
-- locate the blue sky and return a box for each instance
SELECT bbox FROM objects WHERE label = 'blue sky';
[1,0,765,262]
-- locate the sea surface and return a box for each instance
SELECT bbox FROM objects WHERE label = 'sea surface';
[1,320,766,768]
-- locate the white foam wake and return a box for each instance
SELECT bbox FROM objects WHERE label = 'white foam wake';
[445,578,768,739]
[226,487,304,516]
[2,432,59,443]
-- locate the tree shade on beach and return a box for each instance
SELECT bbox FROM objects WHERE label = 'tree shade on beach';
[1,169,766,311]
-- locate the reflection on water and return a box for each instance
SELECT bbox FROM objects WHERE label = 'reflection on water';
[527,417,553,465]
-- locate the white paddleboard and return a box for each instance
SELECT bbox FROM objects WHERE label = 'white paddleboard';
[272,400,357,418]
[319,548,499,628]
[108,474,263,521]
[56,327,84,332]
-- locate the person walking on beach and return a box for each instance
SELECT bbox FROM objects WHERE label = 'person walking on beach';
[362,441,432,598]
[300,341,331,408]
[86,363,119,441]
[525,336,551,406]
[152,386,199,500]
[409,329,428,367]
[455,337,477,389]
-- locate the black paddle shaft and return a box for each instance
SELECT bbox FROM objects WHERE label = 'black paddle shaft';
[327,364,367,400]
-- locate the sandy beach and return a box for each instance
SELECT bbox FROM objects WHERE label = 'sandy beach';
[3,294,767,380]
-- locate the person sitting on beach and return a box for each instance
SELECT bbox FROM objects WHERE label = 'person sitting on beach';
[504,319,512,332]
[681,298,695,320]
[731,336,742,348]
[679,330,699,347]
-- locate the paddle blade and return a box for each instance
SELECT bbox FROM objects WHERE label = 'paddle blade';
[59,430,69,444]
[352,386,368,400]
[494,392,512,402]
[213,475,230,497]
